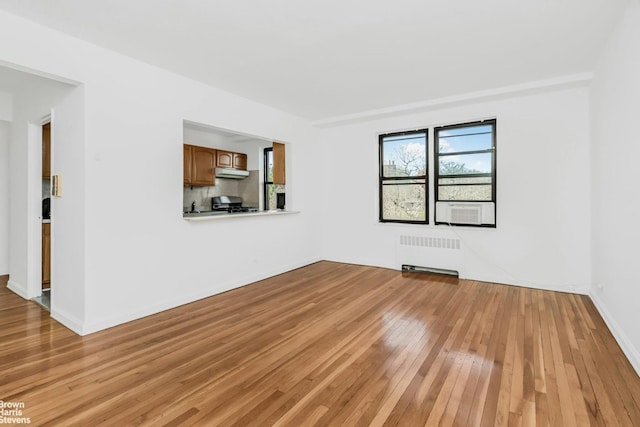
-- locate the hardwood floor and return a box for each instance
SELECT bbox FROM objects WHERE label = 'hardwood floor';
[1,263,639,426]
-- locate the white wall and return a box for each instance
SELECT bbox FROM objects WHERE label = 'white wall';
[0,91,11,275]
[590,0,640,374]
[0,9,322,334]
[319,87,592,293]
[50,86,87,327]
[0,120,9,274]
[0,91,10,121]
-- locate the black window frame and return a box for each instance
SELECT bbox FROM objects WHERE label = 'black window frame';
[434,119,497,227]
[378,129,429,224]
[263,147,273,211]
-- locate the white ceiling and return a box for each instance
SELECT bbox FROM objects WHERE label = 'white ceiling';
[0,0,629,120]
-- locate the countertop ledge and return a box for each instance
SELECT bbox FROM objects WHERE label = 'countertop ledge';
[183,210,299,221]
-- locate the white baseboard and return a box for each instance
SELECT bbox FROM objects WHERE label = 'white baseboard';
[590,291,640,376]
[51,307,86,336]
[81,257,322,335]
[7,279,29,300]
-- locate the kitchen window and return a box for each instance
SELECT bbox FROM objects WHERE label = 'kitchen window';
[379,130,428,223]
[263,147,285,210]
[434,119,496,226]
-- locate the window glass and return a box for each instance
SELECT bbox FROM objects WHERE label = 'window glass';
[438,132,492,153]
[438,153,492,175]
[438,185,492,201]
[381,133,427,178]
[437,124,493,138]
[381,181,427,222]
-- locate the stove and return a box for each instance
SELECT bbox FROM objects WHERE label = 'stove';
[211,196,259,213]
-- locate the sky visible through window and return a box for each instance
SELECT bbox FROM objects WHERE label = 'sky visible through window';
[382,133,426,177]
[438,125,493,174]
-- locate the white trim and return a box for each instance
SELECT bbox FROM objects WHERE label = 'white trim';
[51,306,85,335]
[590,291,640,376]
[313,73,593,128]
[80,257,322,335]
[183,210,299,221]
[7,279,30,299]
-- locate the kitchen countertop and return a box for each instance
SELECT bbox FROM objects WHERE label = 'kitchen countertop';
[42,219,51,224]
[183,210,298,221]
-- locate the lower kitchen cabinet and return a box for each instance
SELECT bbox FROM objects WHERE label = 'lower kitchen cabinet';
[42,223,50,289]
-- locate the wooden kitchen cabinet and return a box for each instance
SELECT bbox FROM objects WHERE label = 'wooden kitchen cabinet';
[216,150,234,168]
[183,144,193,185]
[184,144,248,185]
[217,150,247,170]
[184,144,216,186]
[233,152,247,170]
[191,146,216,186]
[42,223,51,288]
[42,122,51,179]
[273,142,286,185]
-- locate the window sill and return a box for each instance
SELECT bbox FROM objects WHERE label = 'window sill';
[183,210,299,221]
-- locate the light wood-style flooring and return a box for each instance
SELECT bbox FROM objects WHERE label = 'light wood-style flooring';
[1,262,639,426]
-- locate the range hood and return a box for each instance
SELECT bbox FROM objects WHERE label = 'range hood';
[215,168,250,179]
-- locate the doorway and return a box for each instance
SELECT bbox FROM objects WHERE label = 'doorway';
[34,121,51,311]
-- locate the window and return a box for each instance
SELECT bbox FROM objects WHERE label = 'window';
[434,119,496,226]
[379,130,428,223]
[263,147,285,210]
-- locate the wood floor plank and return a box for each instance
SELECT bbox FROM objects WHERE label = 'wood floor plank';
[1,264,639,426]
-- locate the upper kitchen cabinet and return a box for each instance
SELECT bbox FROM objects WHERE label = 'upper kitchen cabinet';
[217,150,247,170]
[233,152,247,171]
[183,145,192,185]
[273,142,286,185]
[216,150,234,169]
[42,122,51,179]
[184,144,216,186]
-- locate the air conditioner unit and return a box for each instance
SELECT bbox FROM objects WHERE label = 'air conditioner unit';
[436,202,495,225]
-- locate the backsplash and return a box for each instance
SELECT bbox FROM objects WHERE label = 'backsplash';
[183,170,260,212]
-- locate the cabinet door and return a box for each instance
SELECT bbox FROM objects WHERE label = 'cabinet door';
[272,142,286,184]
[216,150,233,168]
[191,147,216,185]
[233,152,247,170]
[183,145,192,185]
[42,123,51,179]
[42,223,51,288]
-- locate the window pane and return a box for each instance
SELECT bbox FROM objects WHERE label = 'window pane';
[266,184,285,210]
[439,153,491,175]
[438,184,492,201]
[438,133,492,153]
[438,124,493,138]
[439,176,492,185]
[266,150,274,181]
[382,133,426,177]
[381,182,426,221]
